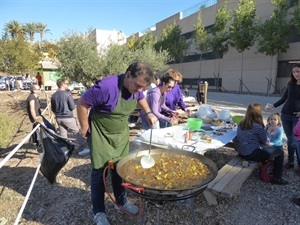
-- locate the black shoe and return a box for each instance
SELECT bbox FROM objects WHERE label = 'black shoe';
[292,197,300,206]
[284,162,294,170]
[271,177,289,185]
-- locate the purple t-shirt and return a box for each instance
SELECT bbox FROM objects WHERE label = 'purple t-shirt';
[82,74,144,115]
[165,83,186,111]
[140,86,172,122]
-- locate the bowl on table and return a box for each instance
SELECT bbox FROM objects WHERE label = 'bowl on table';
[202,117,213,124]
[187,118,203,130]
[211,118,224,126]
[231,115,244,124]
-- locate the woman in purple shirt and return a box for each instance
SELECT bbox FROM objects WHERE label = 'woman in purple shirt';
[140,73,177,129]
[163,69,190,119]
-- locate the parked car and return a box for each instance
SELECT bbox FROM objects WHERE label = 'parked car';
[22,78,34,90]
[0,78,5,90]
[3,76,15,90]
[67,81,86,93]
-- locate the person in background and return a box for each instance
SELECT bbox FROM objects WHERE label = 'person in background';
[27,84,55,149]
[184,85,189,97]
[265,64,300,171]
[143,75,160,96]
[266,113,284,148]
[36,72,42,89]
[51,79,87,153]
[76,61,157,225]
[233,103,288,185]
[163,69,190,117]
[140,72,177,130]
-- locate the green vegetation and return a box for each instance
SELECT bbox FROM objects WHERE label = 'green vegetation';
[154,22,190,64]
[194,12,210,79]
[0,113,18,149]
[229,0,257,94]
[257,0,290,95]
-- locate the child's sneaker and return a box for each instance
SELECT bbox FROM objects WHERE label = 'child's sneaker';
[284,162,294,169]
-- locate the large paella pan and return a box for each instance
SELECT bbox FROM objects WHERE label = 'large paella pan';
[116,148,218,201]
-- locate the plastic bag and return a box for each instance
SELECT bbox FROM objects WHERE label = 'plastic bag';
[39,123,76,184]
[197,104,217,119]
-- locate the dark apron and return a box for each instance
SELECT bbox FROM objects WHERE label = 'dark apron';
[90,79,137,169]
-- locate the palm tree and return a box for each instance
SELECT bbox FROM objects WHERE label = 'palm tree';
[23,22,37,41]
[36,22,51,42]
[4,20,24,39]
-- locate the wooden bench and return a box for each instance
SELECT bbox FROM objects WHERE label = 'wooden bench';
[203,155,258,205]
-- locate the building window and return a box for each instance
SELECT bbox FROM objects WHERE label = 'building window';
[278,61,300,77]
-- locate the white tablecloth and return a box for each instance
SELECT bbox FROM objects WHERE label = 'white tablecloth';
[135,123,237,155]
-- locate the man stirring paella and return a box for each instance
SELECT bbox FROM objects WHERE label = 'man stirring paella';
[77,61,157,225]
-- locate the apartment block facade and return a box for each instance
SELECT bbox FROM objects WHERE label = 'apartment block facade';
[127,0,300,94]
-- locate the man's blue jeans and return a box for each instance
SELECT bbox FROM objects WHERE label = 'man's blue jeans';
[281,114,298,164]
[87,134,127,215]
[90,166,127,215]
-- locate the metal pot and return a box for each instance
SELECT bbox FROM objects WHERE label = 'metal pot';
[116,148,218,201]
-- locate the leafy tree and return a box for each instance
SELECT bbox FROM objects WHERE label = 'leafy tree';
[210,0,231,88]
[229,0,257,94]
[4,20,24,39]
[132,45,171,72]
[127,35,139,50]
[56,31,102,85]
[257,0,290,95]
[99,43,170,75]
[155,22,190,64]
[137,30,157,49]
[0,35,40,74]
[194,12,210,79]
[291,1,300,35]
[99,43,132,76]
[40,41,58,59]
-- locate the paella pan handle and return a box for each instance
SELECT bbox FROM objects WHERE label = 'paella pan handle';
[122,183,144,193]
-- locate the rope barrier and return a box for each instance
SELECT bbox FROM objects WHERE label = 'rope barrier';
[0,97,53,224]
[0,102,52,169]
[0,125,39,169]
[14,155,43,225]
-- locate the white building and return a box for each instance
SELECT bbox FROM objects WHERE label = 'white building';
[89,29,127,54]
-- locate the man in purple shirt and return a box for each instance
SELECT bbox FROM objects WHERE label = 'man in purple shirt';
[77,62,157,225]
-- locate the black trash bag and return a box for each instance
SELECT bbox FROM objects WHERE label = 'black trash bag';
[39,123,76,184]
[29,116,56,147]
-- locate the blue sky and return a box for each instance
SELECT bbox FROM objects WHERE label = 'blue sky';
[0,0,203,41]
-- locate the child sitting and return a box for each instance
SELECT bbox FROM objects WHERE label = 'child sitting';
[266,113,284,148]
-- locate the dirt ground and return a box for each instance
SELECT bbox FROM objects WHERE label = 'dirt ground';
[1,90,300,225]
